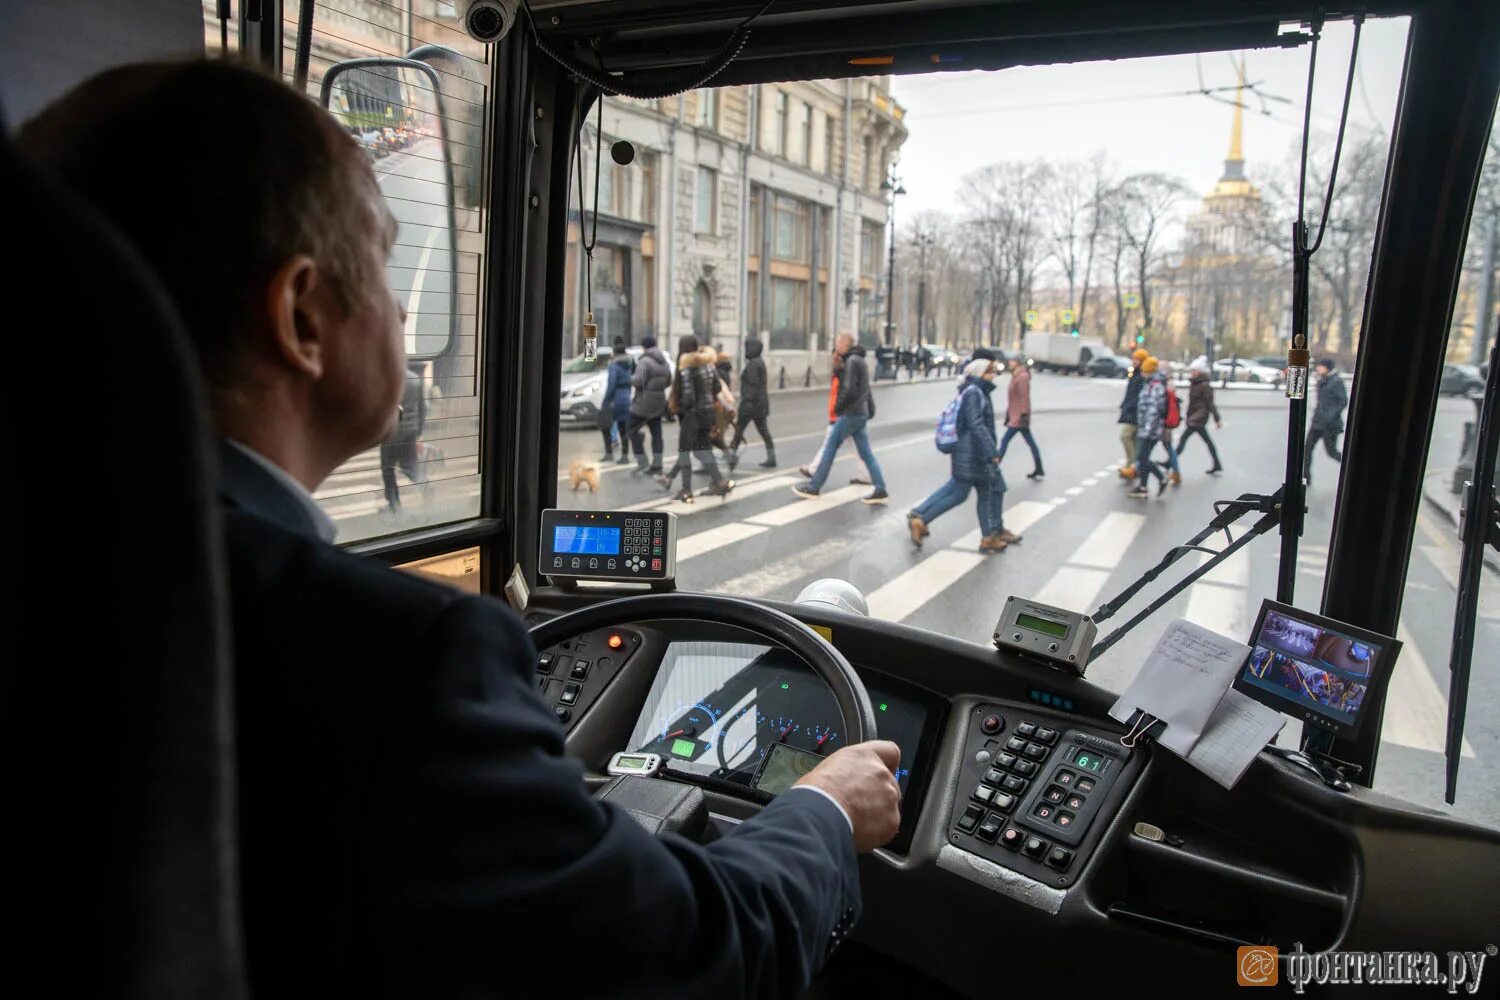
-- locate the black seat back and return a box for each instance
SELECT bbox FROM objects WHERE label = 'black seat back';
[5,113,247,997]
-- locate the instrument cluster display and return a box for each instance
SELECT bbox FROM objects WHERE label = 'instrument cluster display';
[627,641,926,794]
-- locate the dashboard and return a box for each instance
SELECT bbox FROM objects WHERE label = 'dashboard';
[623,640,944,851]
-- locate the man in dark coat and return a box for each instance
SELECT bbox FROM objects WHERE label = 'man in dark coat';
[795,335,888,504]
[730,337,775,467]
[601,336,635,463]
[379,363,427,512]
[1305,357,1349,486]
[24,59,905,998]
[1177,365,1224,474]
[627,334,672,474]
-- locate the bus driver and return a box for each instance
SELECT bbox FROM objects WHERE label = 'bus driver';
[20,60,902,998]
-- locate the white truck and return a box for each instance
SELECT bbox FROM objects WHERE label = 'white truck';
[1023,331,1107,374]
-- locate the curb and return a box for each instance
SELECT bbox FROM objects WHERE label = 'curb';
[1420,472,1500,574]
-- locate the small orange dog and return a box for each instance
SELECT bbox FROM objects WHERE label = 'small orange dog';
[569,460,600,493]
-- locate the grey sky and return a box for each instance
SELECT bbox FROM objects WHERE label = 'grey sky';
[892,17,1409,219]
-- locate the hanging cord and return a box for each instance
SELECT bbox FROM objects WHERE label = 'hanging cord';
[1308,16,1364,255]
[575,89,605,319]
[522,0,778,100]
[1296,16,1365,257]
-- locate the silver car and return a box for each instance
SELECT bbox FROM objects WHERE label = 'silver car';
[559,346,675,426]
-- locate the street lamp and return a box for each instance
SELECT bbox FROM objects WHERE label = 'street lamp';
[914,231,936,347]
[880,169,906,346]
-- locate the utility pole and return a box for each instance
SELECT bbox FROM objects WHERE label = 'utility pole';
[881,167,905,346]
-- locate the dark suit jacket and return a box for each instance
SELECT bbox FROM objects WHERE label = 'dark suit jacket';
[217,441,861,998]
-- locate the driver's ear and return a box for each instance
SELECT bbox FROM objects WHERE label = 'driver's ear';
[263,253,330,379]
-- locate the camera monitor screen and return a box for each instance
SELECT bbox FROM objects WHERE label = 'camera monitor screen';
[1232,600,1400,738]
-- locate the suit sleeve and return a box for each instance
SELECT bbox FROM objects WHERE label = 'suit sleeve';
[366,596,860,998]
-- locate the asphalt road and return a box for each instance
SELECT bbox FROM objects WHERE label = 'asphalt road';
[549,370,1499,829]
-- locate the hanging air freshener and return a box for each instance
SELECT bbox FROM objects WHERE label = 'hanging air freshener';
[583,311,598,362]
[1285,340,1309,400]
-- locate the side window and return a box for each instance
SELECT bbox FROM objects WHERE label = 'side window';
[224,0,493,542]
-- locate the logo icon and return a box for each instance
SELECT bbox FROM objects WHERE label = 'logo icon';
[1237,946,1279,987]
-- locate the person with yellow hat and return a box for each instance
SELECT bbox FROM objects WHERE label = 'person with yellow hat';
[1128,357,1171,498]
[1116,347,1151,479]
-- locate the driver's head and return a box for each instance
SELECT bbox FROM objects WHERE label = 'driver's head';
[21,60,406,487]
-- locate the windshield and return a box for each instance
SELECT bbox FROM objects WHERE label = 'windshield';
[550,21,1498,827]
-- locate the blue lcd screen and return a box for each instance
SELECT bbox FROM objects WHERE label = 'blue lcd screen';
[553,526,621,555]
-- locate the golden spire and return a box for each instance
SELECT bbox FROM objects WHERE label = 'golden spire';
[1228,56,1245,163]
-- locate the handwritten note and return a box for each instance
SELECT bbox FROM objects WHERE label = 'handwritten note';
[1185,689,1286,789]
[1109,619,1251,756]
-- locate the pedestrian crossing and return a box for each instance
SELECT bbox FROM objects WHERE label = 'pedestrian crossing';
[661,460,1486,766]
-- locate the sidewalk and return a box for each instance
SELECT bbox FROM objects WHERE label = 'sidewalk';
[1421,468,1500,573]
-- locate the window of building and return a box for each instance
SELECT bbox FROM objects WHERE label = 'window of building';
[770,276,808,349]
[789,101,810,165]
[695,166,717,233]
[696,88,719,130]
[863,135,874,190]
[773,90,788,157]
[772,194,809,262]
[692,281,714,338]
[824,115,837,175]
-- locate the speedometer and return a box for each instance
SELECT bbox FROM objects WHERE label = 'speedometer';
[649,701,720,763]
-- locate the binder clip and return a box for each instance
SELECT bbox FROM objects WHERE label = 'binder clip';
[1120,709,1167,748]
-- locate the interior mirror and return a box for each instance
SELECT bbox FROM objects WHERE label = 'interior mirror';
[321,57,458,362]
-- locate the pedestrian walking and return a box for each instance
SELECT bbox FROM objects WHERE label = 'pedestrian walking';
[658,335,733,503]
[600,337,634,463]
[627,334,672,475]
[1117,347,1151,480]
[380,363,427,513]
[794,333,889,504]
[997,355,1045,480]
[799,337,873,485]
[1305,357,1349,486]
[1128,357,1170,499]
[907,358,1022,552]
[1176,365,1224,474]
[729,337,776,468]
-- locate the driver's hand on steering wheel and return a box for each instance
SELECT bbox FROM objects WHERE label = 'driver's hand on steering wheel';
[795,741,902,853]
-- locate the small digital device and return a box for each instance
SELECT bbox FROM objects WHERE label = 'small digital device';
[539,509,677,586]
[1232,599,1400,739]
[993,596,1098,674]
[753,742,824,796]
[607,751,662,777]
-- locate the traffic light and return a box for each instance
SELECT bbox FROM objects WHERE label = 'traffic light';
[1071,328,1079,337]
[1135,334,1145,345]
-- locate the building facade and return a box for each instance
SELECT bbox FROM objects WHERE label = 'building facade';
[565,80,908,376]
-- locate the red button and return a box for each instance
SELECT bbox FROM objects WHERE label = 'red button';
[651,558,662,571]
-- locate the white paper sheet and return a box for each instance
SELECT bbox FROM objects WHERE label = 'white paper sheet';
[1108,619,1251,756]
[1184,689,1286,789]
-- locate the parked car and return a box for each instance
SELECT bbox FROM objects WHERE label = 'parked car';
[559,345,677,425]
[919,342,962,371]
[1440,363,1486,396]
[1212,358,1283,384]
[1086,353,1132,378]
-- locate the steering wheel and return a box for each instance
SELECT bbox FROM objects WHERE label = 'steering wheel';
[528,593,878,746]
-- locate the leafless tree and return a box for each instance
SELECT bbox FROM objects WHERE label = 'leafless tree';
[1046,154,1112,334]
[1113,172,1192,336]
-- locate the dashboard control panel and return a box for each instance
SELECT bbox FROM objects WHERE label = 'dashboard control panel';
[949,705,1132,884]
[539,508,676,586]
[536,627,642,727]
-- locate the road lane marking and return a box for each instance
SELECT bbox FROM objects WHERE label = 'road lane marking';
[869,501,1065,621]
[1384,621,1475,757]
[677,522,770,561]
[867,550,987,621]
[709,512,906,596]
[1032,513,1147,612]
[402,225,444,352]
[1184,548,1251,637]
[1081,478,1099,486]
[747,485,868,526]
[1065,486,1085,496]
